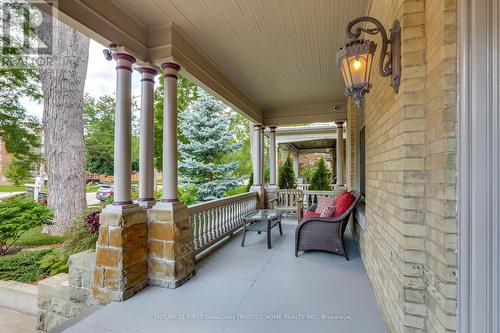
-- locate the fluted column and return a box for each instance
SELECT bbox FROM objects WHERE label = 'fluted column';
[112,52,135,205]
[137,66,158,207]
[268,126,277,185]
[252,124,263,185]
[160,62,180,202]
[336,121,345,186]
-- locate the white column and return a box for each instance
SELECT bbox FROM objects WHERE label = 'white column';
[293,153,299,179]
[336,122,345,186]
[161,62,181,202]
[268,126,277,185]
[137,66,157,206]
[112,52,135,205]
[252,125,262,185]
[260,126,265,185]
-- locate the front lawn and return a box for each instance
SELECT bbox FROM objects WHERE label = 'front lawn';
[86,184,101,192]
[14,226,68,247]
[0,185,26,192]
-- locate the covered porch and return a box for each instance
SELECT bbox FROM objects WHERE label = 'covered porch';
[60,223,387,333]
[35,0,466,332]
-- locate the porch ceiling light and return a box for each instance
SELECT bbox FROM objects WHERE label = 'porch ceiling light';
[336,16,401,108]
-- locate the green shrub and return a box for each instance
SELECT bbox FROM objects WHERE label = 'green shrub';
[0,198,53,255]
[0,249,54,282]
[5,159,32,186]
[309,158,332,191]
[225,185,248,197]
[279,154,296,189]
[63,210,99,255]
[38,209,101,278]
[178,184,198,205]
[246,172,253,192]
[39,249,69,276]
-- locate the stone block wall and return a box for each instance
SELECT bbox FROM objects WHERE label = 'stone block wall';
[147,201,195,288]
[92,205,149,305]
[348,0,458,332]
[37,251,97,331]
[37,274,71,331]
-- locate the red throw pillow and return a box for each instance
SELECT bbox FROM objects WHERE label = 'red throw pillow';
[304,211,321,219]
[333,191,355,218]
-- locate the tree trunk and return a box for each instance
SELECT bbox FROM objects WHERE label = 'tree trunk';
[38,15,89,235]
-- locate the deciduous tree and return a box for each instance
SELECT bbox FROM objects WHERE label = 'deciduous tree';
[38,15,89,235]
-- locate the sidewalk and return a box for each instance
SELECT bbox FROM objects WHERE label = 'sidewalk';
[0,306,37,333]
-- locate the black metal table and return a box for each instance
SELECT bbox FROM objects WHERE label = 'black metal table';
[240,209,283,249]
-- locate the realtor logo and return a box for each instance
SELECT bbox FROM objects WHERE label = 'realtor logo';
[1,0,55,55]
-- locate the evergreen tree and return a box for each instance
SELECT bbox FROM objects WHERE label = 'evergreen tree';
[309,158,332,191]
[179,91,241,201]
[279,154,296,189]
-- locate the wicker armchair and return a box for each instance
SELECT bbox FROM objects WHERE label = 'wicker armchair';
[295,190,361,260]
[270,189,304,223]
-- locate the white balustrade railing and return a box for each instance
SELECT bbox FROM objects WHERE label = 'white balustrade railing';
[188,192,258,255]
[303,190,335,211]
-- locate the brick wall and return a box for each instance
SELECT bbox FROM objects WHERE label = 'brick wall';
[348,0,458,332]
[423,0,458,331]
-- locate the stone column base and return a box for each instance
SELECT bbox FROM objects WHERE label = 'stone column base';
[249,185,265,208]
[148,201,195,288]
[137,199,156,209]
[92,203,148,305]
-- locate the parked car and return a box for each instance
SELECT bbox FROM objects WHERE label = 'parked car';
[96,184,137,202]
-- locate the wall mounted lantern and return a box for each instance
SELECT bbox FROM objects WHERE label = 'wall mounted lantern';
[336,17,401,108]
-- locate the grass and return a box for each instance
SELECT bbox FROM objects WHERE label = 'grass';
[0,185,26,192]
[14,226,68,247]
[0,249,54,282]
[86,184,101,193]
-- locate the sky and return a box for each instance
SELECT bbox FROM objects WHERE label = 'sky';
[22,39,145,119]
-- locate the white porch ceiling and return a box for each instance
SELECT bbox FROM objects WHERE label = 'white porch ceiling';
[44,0,369,124]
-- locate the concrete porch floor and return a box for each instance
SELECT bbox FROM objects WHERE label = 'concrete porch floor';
[62,221,387,333]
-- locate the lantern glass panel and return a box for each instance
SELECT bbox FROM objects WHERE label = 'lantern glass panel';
[347,55,369,88]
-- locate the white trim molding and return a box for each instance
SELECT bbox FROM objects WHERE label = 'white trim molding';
[458,0,500,332]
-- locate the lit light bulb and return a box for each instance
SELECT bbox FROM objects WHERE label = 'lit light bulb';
[353,59,362,70]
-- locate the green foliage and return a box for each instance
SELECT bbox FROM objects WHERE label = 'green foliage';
[39,249,69,276]
[309,158,332,191]
[246,172,254,192]
[279,155,296,189]
[37,208,101,278]
[5,159,32,186]
[0,4,42,164]
[223,113,252,177]
[153,75,199,170]
[299,165,316,181]
[178,184,198,205]
[63,210,99,255]
[0,198,53,255]
[0,249,54,282]
[179,90,241,201]
[225,186,248,197]
[83,95,140,175]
